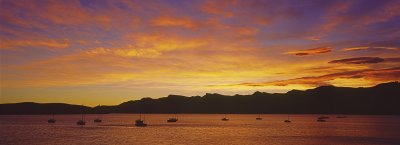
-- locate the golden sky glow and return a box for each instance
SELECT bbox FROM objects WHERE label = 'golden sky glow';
[1,0,400,106]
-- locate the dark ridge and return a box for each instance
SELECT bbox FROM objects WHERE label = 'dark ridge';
[0,82,399,115]
[0,102,91,114]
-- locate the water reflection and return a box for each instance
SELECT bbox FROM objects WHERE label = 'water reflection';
[1,114,399,145]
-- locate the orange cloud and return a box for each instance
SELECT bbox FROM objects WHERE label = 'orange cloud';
[319,2,353,33]
[236,27,259,36]
[85,46,160,58]
[200,0,237,18]
[0,38,70,50]
[329,57,385,64]
[341,46,399,51]
[329,57,400,65]
[150,16,200,29]
[285,47,332,56]
[0,0,116,30]
[37,1,111,27]
[124,32,208,55]
[305,36,321,41]
[357,1,400,25]
[236,67,400,87]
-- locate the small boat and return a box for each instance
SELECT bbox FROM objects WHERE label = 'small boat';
[94,113,102,123]
[48,114,56,123]
[77,120,86,125]
[317,115,329,122]
[167,114,178,122]
[135,119,147,127]
[256,114,262,120]
[284,114,291,123]
[318,116,329,119]
[221,114,229,121]
[135,113,147,127]
[167,118,178,122]
[94,105,103,123]
[76,114,86,126]
[221,118,229,121]
[94,118,102,123]
[48,118,56,123]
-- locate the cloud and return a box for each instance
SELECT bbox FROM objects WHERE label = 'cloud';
[285,47,332,56]
[0,38,70,50]
[384,57,400,63]
[329,57,400,64]
[85,46,161,58]
[124,32,208,55]
[0,0,107,27]
[235,27,258,36]
[313,0,400,37]
[200,0,236,18]
[150,16,200,29]
[357,1,400,25]
[341,46,399,51]
[236,67,400,87]
[305,36,321,41]
[1,0,400,98]
[318,1,354,33]
[329,57,385,64]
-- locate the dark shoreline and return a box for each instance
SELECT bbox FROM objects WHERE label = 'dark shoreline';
[1,82,399,115]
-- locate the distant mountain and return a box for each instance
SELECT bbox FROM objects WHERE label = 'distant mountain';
[1,82,399,115]
[0,102,91,114]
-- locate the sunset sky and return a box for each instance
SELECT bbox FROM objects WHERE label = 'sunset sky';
[1,0,399,106]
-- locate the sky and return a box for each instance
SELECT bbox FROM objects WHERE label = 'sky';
[1,0,399,106]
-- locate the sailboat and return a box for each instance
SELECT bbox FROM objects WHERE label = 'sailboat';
[317,115,328,122]
[94,105,102,123]
[47,114,56,123]
[336,115,347,118]
[167,114,178,122]
[76,114,86,125]
[284,114,291,123]
[135,113,147,127]
[221,114,229,121]
[94,114,102,123]
[256,114,262,120]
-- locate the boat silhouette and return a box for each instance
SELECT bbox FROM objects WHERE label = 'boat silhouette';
[94,118,102,123]
[135,113,147,127]
[221,118,229,121]
[167,114,178,122]
[284,114,291,123]
[221,114,229,121]
[48,118,56,123]
[318,116,330,119]
[76,114,86,125]
[48,114,56,123]
[317,115,328,122]
[167,118,178,122]
[94,114,102,123]
[256,114,262,120]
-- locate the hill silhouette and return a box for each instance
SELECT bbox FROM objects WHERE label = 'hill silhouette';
[1,82,399,115]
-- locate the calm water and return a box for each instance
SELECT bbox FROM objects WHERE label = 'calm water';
[1,114,400,145]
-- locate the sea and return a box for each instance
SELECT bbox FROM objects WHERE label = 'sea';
[1,114,399,145]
